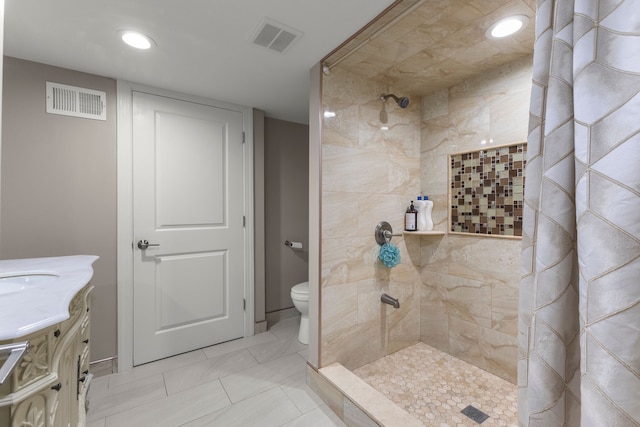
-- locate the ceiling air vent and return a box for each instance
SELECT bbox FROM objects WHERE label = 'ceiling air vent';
[46,81,107,121]
[250,18,301,53]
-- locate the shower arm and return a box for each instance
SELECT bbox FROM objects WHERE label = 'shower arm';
[381,93,410,108]
[381,94,400,103]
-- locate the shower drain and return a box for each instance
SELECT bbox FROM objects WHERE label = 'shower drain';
[461,405,490,424]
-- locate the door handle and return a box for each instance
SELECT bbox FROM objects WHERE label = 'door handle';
[137,240,160,250]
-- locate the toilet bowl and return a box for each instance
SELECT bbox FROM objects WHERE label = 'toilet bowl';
[290,281,309,344]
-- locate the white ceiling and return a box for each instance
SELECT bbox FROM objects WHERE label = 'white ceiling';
[4,0,395,124]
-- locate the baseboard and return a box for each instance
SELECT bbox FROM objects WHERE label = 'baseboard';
[254,320,268,334]
[89,356,118,377]
[266,307,298,327]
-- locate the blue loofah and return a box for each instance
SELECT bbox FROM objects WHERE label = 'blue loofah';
[378,242,401,268]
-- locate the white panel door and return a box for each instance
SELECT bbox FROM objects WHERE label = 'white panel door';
[132,91,245,365]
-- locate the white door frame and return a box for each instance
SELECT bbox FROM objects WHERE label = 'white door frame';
[116,80,254,371]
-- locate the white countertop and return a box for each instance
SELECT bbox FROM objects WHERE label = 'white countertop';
[0,255,98,340]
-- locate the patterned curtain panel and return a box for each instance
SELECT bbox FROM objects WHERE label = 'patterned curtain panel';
[519,0,640,426]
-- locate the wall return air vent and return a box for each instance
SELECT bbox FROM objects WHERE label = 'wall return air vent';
[46,81,107,120]
[250,18,301,53]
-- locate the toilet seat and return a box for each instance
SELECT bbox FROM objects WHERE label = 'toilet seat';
[291,281,309,301]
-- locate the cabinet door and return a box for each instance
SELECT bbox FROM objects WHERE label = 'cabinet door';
[78,302,91,398]
[10,392,47,427]
[52,339,77,427]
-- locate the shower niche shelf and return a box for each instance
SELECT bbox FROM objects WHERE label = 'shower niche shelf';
[403,231,445,236]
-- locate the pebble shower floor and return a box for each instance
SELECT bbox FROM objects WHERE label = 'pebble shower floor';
[354,343,517,426]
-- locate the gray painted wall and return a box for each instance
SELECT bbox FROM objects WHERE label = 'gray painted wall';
[264,118,309,313]
[0,57,305,360]
[1,56,117,360]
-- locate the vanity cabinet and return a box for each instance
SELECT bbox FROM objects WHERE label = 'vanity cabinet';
[0,284,92,427]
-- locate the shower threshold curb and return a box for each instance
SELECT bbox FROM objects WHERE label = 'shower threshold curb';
[318,363,423,427]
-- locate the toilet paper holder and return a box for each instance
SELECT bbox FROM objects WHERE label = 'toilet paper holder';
[284,240,303,249]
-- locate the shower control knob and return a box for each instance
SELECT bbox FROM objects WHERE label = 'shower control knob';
[137,240,160,250]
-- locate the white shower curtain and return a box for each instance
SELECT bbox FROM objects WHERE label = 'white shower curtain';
[518,0,640,426]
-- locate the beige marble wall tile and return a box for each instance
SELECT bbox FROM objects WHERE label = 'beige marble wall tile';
[438,272,492,328]
[322,318,389,369]
[448,316,483,367]
[479,327,518,383]
[491,279,519,336]
[421,89,448,121]
[399,232,422,268]
[449,97,491,147]
[445,235,521,284]
[322,296,420,370]
[322,150,420,197]
[323,192,360,239]
[322,145,390,194]
[490,86,531,145]
[358,103,421,158]
[420,280,449,351]
[420,137,453,195]
[322,281,359,337]
[332,0,535,102]
[321,103,360,149]
[320,13,531,383]
[321,236,373,287]
[321,63,423,369]
[321,235,421,289]
[307,366,345,419]
[419,57,532,382]
[453,55,533,99]
[355,193,413,238]
[322,258,421,370]
[383,274,421,342]
[392,58,474,97]
[355,279,381,325]
[358,270,420,318]
[322,67,385,105]
[387,155,421,195]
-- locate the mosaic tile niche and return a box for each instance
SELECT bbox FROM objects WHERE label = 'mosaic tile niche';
[450,143,526,237]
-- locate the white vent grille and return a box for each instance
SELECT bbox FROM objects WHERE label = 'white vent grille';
[250,18,301,53]
[46,82,107,120]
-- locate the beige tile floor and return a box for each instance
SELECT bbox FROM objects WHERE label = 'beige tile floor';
[87,317,346,427]
[354,343,518,427]
[88,320,519,427]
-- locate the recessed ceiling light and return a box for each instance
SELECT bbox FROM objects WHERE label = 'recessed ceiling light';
[120,30,155,49]
[487,15,529,39]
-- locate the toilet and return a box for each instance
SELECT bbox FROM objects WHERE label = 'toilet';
[290,281,309,344]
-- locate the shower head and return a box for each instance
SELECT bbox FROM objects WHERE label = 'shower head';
[381,93,410,109]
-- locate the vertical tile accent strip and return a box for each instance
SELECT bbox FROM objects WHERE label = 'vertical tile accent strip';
[450,142,527,236]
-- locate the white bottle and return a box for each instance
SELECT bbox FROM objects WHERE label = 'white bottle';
[423,196,434,231]
[415,196,427,231]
